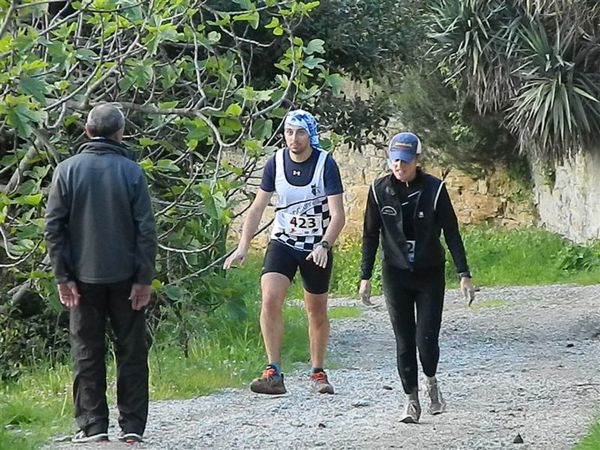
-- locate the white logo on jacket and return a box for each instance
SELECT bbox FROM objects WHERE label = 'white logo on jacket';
[381,206,397,216]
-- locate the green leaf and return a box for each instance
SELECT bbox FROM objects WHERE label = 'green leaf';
[233,0,253,9]
[237,87,274,102]
[303,56,325,69]
[127,60,154,88]
[138,138,157,147]
[54,80,70,91]
[0,35,12,53]
[75,48,97,62]
[47,41,70,67]
[4,96,46,138]
[219,117,243,135]
[159,101,178,110]
[186,118,212,141]
[305,39,325,55]
[207,31,221,43]
[156,159,180,173]
[251,119,273,140]
[225,103,242,117]
[138,158,154,172]
[164,285,182,301]
[243,139,264,157]
[233,11,260,29]
[265,17,280,29]
[325,73,345,95]
[19,75,48,103]
[14,193,43,206]
[159,64,179,90]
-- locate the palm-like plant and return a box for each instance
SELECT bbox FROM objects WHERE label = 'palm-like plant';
[428,0,521,112]
[427,0,600,161]
[508,15,600,160]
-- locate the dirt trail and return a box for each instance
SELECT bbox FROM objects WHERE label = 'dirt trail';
[51,284,600,449]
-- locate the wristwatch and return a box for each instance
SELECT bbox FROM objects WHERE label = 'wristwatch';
[319,240,331,250]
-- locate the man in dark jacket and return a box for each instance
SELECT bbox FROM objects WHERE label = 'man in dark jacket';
[45,103,157,443]
[359,132,476,424]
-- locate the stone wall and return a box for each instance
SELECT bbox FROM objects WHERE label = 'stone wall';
[531,149,600,244]
[229,144,536,247]
[338,144,535,239]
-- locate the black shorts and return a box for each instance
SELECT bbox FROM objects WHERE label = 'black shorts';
[261,240,333,295]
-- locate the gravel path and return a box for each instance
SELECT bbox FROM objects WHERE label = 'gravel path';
[51,284,600,449]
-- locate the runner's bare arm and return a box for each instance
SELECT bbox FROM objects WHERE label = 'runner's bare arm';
[223,189,273,269]
[306,193,345,268]
[321,193,345,245]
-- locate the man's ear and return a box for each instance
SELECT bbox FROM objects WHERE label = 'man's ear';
[111,128,124,142]
[84,126,93,139]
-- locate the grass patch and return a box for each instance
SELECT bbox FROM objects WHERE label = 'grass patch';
[0,364,73,450]
[297,226,600,297]
[468,298,509,309]
[575,420,600,450]
[3,226,600,449]
[464,226,600,286]
[150,302,309,399]
[328,306,361,319]
[445,226,600,288]
[282,226,600,299]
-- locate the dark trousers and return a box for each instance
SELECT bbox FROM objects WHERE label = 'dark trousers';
[70,279,149,435]
[382,264,445,394]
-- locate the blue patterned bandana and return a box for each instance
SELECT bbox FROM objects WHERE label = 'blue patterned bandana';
[284,109,323,151]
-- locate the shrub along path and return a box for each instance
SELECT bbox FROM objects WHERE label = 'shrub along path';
[53,284,600,449]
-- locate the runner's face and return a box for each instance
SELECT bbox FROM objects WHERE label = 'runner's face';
[284,126,311,155]
[390,157,418,182]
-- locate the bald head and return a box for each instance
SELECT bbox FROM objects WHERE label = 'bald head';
[85,104,125,140]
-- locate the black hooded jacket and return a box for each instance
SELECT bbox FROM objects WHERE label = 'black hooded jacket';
[45,139,157,285]
[360,169,470,279]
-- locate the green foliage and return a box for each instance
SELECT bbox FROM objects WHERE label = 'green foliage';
[576,419,600,450]
[0,363,72,450]
[393,66,522,175]
[297,0,424,80]
[0,0,345,379]
[270,0,429,151]
[0,297,69,381]
[445,226,600,287]
[330,236,382,296]
[556,242,600,274]
[426,0,600,161]
[328,306,361,319]
[149,301,310,399]
[468,298,509,309]
[283,236,382,300]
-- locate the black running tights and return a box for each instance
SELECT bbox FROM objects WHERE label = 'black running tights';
[382,264,445,394]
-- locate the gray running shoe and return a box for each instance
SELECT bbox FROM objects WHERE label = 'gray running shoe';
[250,366,286,394]
[309,371,334,394]
[118,431,143,443]
[400,399,421,423]
[426,378,447,415]
[71,430,109,443]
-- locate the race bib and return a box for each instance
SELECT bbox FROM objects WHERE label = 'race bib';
[406,240,416,263]
[282,213,323,236]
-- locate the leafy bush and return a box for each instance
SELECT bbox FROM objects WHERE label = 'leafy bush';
[330,236,382,296]
[557,243,600,273]
[0,0,343,379]
[393,66,524,177]
[426,0,600,161]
